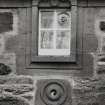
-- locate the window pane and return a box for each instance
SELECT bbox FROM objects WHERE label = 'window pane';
[38,9,71,56]
[41,11,54,28]
[40,31,54,49]
[57,10,71,28]
[56,31,70,49]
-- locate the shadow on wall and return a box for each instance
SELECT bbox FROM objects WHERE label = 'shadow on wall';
[0,63,12,75]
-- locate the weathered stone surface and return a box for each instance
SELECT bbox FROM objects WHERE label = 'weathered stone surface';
[0,75,34,105]
[0,76,33,84]
[21,94,33,101]
[0,63,12,75]
[0,9,18,75]
[0,36,5,54]
[0,85,34,95]
[0,94,30,105]
[73,77,105,105]
[0,53,16,74]
[97,65,105,75]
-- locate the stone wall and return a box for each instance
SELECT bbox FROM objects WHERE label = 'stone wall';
[73,77,105,105]
[0,9,18,75]
[0,2,105,105]
[0,75,34,105]
[0,75,105,105]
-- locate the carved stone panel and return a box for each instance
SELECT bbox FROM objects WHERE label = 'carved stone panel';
[35,79,72,105]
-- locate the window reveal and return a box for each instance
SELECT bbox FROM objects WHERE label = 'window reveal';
[38,9,71,56]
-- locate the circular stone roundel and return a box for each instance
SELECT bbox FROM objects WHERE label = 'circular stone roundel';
[40,80,68,105]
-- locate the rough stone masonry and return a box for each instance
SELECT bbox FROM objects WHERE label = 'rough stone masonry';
[0,5,105,105]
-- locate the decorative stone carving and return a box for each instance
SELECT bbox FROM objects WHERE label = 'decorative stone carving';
[35,79,72,105]
[41,80,67,105]
[57,12,70,26]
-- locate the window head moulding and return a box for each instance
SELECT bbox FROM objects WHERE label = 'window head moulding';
[32,0,77,7]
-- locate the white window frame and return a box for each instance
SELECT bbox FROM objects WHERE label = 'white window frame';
[38,9,71,56]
